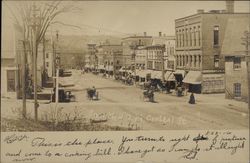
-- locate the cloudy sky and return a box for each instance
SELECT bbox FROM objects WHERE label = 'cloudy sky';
[2,1,250,37]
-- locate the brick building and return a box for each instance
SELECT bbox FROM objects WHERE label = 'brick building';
[85,43,97,69]
[175,3,249,93]
[96,44,123,74]
[122,34,152,69]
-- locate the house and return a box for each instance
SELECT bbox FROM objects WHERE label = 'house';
[1,23,22,98]
[175,1,249,93]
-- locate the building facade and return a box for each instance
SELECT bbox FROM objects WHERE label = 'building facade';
[225,55,249,102]
[135,46,147,70]
[122,34,152,69]
[175,8,249,93]
[86,43,97,69]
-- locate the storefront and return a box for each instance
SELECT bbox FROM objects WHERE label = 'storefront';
[202,73,225,94]
[164,71,176,89]
[173,70,186,84]
[182,71,202,93]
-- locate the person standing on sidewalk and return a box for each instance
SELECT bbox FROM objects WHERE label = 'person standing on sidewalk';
[189,93,195,104]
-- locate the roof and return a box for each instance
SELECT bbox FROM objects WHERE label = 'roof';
[175,12,249,22]
[221,16,249,56]
[122,36,152,40]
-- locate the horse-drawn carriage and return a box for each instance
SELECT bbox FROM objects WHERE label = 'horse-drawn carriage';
[52,88,75,102]
[87,87,99,100]
[142,89,154,102]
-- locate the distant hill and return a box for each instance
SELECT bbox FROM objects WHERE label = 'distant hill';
[57,35,122,53]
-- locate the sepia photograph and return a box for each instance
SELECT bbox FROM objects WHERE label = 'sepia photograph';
[2,0,249,132]
[1,0,249,162]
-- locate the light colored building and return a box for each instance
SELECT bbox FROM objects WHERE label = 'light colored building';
[135,46,147,70]
[223,15,249,102]
[1,23,23,98]
[175,1,249,93]
[122,34,152,69]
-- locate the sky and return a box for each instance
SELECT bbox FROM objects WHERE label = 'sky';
[2,1,250,37]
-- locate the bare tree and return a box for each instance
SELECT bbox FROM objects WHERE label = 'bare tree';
[5,1,82,120]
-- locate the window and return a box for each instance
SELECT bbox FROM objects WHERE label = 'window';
[214,55,219,68]
[213,26,219,46]
[233,57,241,69]
[7,70,15,92]
[46,62,49,67]
[198,26,201,46]
[46,53,49,59]
[234,83,241,97]
[193,27,196,46]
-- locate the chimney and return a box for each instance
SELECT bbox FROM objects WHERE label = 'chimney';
[159,32,162,37]
[144,32,147,36]
[226,0,234,13]
[197,9,204,14]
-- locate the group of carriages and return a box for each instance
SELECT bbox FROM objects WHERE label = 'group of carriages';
[82,67,187,102]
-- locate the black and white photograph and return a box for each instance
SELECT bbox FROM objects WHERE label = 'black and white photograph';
[1,0,249,162]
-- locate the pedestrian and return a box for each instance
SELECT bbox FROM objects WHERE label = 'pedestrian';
[189,93,195,104]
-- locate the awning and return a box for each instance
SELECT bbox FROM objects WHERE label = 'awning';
[183,71,202,84]
[164,71,175,81]
[151,71,162,79]
[106,66,113,71]
[173,70,186,77]
[119,67,125,72]
[85,64,90,68]
[136,70,147,78]
[97,65,105,70]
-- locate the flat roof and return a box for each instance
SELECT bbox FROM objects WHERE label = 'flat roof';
[122,36,152,40]
[175,12,250,22]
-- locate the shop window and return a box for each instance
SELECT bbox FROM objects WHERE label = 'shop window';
[7,70,15,92]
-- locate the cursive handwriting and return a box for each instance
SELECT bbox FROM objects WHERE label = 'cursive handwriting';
[2,131,248,162]
[4,134,28,144]
[84,138,113,147]
[31,137,62,147]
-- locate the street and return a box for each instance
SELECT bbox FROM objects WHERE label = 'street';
[2,70,248,130]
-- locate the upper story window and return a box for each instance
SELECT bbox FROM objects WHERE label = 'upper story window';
[193,26,196,46]
[233,57,241,69]
[46,53,49,59]
[213,26,219,46]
